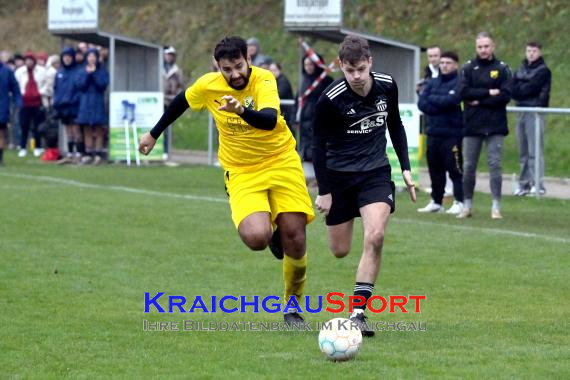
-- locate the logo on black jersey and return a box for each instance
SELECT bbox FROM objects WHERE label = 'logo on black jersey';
[375,99,387,112]
[347,111,388,134]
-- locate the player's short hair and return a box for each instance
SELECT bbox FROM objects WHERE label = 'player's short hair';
[339,35,371,65]
[527,41,542,49]
[214,36,247,62]
[441,51,459,62]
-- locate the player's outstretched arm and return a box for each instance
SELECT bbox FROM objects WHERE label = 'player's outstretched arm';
[139,90,189,155]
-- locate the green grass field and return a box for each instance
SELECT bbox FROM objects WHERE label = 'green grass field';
[1,151,568,379]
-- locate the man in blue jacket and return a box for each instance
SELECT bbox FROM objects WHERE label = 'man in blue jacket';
[511,41,551,196]
[458,32,511,219]
[417,51,464,214]
[0,60,22,165]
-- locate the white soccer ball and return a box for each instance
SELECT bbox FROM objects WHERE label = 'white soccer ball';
[318,317,363,361]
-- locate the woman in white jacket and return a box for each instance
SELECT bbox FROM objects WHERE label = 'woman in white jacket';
[14,51,48,157]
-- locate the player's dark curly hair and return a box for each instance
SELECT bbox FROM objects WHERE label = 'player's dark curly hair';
[214,36,248,62]
[339,35,371,65]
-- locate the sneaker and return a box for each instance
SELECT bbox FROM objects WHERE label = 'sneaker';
[349,312,374,337]
[514,187,529,196]
[456,208,472,219]
[417,201,443,213]
[56,156,73,165]
[283,312,305,328]
[93,155,103,166]
[491,208,503,219]
[268,227,284,260]
[33,148,44,157]
[18,149,27,158]
[446,201,464,214]
[529,186,546,196]
[80,155,94,165]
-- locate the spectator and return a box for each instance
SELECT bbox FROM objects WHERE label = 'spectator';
[75,49,85,67]
[269,62,295,132]
[75,48,109,165]
[15,51,48,157]
[246,37,270,67]
[163,46,184,157]
[54,47,81,163]
[297,54,333,179]
[511,41,551,196]
[163,46,184,108]
[36,52,49,68]
[13,54,24,70]
[45,54,60,107]
[0,57,22,165]
[458,32,511,219]
[417,51,464,214]
[416,45,441,94]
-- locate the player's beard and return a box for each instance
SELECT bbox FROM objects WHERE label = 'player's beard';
[228,68,251,90]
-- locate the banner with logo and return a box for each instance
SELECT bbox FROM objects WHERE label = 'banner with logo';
[387,103,420,187]
[108,92,164,162]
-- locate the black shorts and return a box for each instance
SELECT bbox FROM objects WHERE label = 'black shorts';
[326,166,396,226]
[59,115,77,126]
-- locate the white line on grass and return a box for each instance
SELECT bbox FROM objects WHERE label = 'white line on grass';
[393,218,570,244]
[0,172,228,204]
[2,172,568,244]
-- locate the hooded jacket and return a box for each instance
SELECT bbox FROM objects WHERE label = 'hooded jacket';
[75,48,109,126]
[53,47,80,118]
[512,56,551,107]
[0,62,22,123]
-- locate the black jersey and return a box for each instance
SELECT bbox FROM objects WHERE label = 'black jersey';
[313,72,411,195]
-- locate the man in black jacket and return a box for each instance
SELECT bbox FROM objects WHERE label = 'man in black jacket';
[417,51,464,214]
[512,41,551,196]
[458,32,511,219]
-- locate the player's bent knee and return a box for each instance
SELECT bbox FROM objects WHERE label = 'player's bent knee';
[364,230,385,252]
[240,230,272,251]
[330,243,350,258]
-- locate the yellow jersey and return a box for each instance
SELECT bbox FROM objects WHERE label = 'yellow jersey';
[185,66,296,172]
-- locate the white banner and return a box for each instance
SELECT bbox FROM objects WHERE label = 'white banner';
[284,0,343,27]
[48,0,98,30]
[108,92,164,161]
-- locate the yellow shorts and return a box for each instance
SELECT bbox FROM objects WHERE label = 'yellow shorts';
[224,151,315,228]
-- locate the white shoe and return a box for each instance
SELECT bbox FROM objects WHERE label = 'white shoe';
[417,201,443,213]
[33,148,44,157]
[529,186,546,196]
[446,201,464,214]
[491,208,503,219]
[18,149,27,158]
[456,208,472,219]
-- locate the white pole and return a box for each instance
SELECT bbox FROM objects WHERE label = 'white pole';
[207,113,214,166]
[130,103,141,166]
[122,100,131,166]
[533,112,541,198]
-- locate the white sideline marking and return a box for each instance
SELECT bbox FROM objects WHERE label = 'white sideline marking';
[2,172,568,244]
[394,219,570,245]
[0,172,228,204]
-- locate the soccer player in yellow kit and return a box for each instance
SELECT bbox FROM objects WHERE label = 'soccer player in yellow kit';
[139,36,314,324]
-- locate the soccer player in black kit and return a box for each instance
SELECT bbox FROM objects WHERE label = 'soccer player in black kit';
[313,35,416,336]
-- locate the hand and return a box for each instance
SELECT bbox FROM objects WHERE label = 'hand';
[218,95,244,114]
[86,64,96,73]
[315,194,332,216]
[489,88,500,96]
[138,132,156,155]
[468,100,479,106]
[402,170,417,203]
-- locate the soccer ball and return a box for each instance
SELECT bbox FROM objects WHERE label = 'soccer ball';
[318,317,362,361]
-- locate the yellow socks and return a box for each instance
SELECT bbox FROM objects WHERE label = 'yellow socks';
[283,254,307,306]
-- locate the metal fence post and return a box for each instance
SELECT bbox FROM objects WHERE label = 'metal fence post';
[534,112,541,198]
